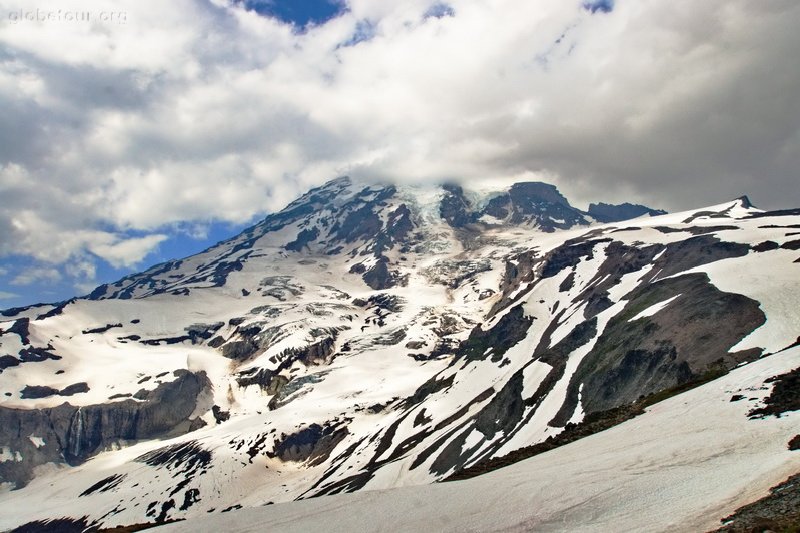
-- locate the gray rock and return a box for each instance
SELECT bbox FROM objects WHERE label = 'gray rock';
[0,371,211,489]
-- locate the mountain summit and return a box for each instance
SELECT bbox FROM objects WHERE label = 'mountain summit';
[1,177,798,531]
[85,177,660,297]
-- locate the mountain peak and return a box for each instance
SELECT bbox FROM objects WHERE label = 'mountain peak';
[84,177,674,299]
[735,195,755,209]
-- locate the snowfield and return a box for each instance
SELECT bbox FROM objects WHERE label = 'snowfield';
[164,345,800,533]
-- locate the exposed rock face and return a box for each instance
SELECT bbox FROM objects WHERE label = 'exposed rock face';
[482,182,589,231]
[236,367,281,392]
[541,239,607,279]
[0,370,210,488]
[642,235,750,282]
[588,202,666,222]
[184,322,224,344]
[220,321,290,362]
[0,355,20,372]
[566,273,766,414]
[285,227,320,252]
[19,382,89,399]
[534,318,599,428]
[402,374,455,409]
[488,251,539,316]
[456,305,533,364]
[714,472,800,533]
[439,185,473,228]
[426,374,525,476]
[280,336,337,367]
[6,318,31,344]
[748,366,800,419]
[472,371,525,439]
[270,423,350,466]
[361,257,395,290]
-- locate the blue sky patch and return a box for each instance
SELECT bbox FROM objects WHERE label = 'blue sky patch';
[339,19,377,47]
[582,0,615,14]
[237,0,346,28]
[424,3,455,19]
[0,220,252,310]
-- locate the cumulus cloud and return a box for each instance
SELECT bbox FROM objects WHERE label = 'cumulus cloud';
[88,234,168,268]
[0,290,17,299]
[0,0,798,290]
[11,266,62,286]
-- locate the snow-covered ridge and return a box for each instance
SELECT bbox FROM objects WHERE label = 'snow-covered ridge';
[1,177,798,530]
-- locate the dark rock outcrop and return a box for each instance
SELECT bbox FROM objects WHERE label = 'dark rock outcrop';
[279,336,337,367]
[0,370,211,489]
[333,201,386,244]
[19,385,60,399]
[541,239,609,279]
[19,383,89,399]
[362,257,395,290]
[455,305,533,364]
[439,185,473,228]
[748,366,800,419]
[481,182,589,231]
[570,273,765,414]
[18,346,62,363]
[714,472,800,532]
[81,323,122,335]
[285,226,320,252]
[270,422,349,466]
[473,371,525,439]
[642,235,750,282]
[0,355,20,372]
[236,367,282,392]
[4,318,31,344]
[184,322,224,344]
[588,202,666,223]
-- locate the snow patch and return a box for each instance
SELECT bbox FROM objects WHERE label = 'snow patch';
[0,447,22,463]
[628,294,681,322]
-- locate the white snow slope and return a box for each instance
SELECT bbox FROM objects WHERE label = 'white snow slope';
[164,345,800,533]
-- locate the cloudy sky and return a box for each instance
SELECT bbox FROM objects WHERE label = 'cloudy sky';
[0,0,799,307]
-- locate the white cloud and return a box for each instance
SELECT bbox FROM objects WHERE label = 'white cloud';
[88,234,168,268]
[0,197,166,267]
[11,266,62,286]
[0,0,798,279]
[65,258,95,279]
[0,290,17,299]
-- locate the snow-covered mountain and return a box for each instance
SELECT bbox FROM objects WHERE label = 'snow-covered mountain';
[164,344,800,533]
[1,176,798,531]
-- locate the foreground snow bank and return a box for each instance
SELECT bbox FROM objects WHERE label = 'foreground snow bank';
[164,346,800,533]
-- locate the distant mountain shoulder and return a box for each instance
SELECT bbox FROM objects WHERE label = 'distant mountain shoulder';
[588,201,667,222]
